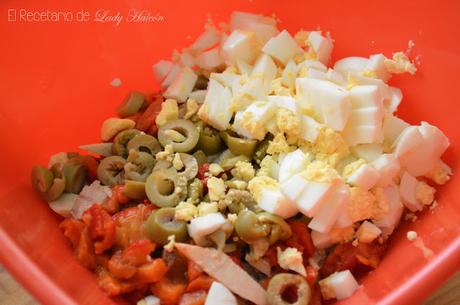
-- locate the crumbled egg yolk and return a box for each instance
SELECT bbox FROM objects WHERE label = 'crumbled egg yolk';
[277,247,307,276]
[230,93,253,113]
[415,181,435,206]
[276,109,300,144]
[267,133,292,155]
[347,187,377,222]
[384,52,417,75]
[270,78,292,96]
[370,187,390,221]
[312,127,350,167]
[155,144,174,161]
[155,98,179,127]
[424,163,452,185]
[172,153,184,170]
[247,176,279,202]
[207,177,226,201]
[342,159,367,178]
[257,155,278,178]
[294,30,310,48]
[346,74,359,90]
[231,161,255,181]
[302,161,341,183]
[227,213,238,225]
[184,98,200,119]
[197,202,219,216]
[175,201,198,221]
[238,111,267,140]
[209,163,224,176]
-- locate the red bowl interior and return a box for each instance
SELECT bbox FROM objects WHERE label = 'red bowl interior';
[1,1,459,305]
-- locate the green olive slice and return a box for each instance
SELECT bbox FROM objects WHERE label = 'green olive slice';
[127,134,161,155]
[220,155,251,171]
[254,135,273,165]
[235,210,268,243]
[117,91,145,118]
[123,180,147,200]
[45,178,66,201]
[257,212,292,244]
[220,131,258,157]
[124,150,155,182]
[62,161,87,194]
[31,165,54,195]
[145,168,187,207]
[112,129,142,157]
[145,207,188,245]
[197,125,223,155]
[97,156,126,186]
[158,119,199,153]
[267,273,311,305]
[192,150,208,165]
[153,153,198,181]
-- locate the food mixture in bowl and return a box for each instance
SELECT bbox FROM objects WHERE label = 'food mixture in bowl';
[30,11,452,305]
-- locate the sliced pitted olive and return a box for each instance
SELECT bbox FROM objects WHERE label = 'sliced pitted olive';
[267,273,311,305]
[112,129,142,157]
[235,210,269,243]
[123,180,147,200]
[146,207,188,245]
[117,91,145,118]
[220,155,251,171]
[254,135,273,165]
[62,160,87,194]
[127,134,161,155]
[145,168,187,207]
[45,178,66,201]
[220,130,258,157]
[158,119,199,153]
[257,212,292,244]
[197,125,223,155]
[31,165,54,195]
[192,150,208,165]
[153,153,198,181]
[97,156,126,186]
[124,150,155,182]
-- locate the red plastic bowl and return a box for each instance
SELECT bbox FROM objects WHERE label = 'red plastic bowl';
[0,1,459,304]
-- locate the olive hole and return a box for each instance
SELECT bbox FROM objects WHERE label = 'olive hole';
[139,146,152,154]
[157,177,175,195]
[281,284,299,304]
[173,127,188,142]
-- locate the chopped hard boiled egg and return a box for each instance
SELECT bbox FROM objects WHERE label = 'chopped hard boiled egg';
[153,60,173,81]
[164,66,198,102]
[356,221,382,243]
[187,213,226,242]
[233,101,275,140]
[198,79,233,130]
[373,184,404,236]
[278,149,311,182]
[307,31,333,64]
[277,247,307,276]
[319,270,360,301]
[221,30,260,65]
[262,30,303,65]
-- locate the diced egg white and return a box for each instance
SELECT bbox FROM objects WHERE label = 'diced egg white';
[164,66,198,102]
[392,125,424,157]
[137,295,160,305]
[278,149,311,182]
[236,59,253,75]
[356,221,382,243]
[366,53,391,81]
[347,107,383,126]
[180,51,196,67]
[262,30,303,65]
[308,31,333,64]
[230,11,278,45]
[326,69,347,86]
[267,95,297,112]
[346,164,380,190]
[188,213,226,241]
[384,87,403,113]
[299,115,322,142]
[349,73,392,101]
[383,113,410,145]
[342,125,383,146]
[210,72,242,95]
[239,76,271,101]
[251,53,277,81]
[195,47,224,70]
[319,270,360,300]
[189,26,221,54]
[333,57,369,76]
[198,79,233,130]
[205,282,237,305]
[298,59,328,72]
[161,63,181,89]
[399,171,423,212]
[333,204,353,229]
[221,30,260,65]
[49,193,78,218]
[371,154,400,186]
[233,101,275,140]
[305,68,328,80]
[373,184,403,236]
[352,143,383,162]
[308,184,350,233]
[295,78,351,131]
[153,60,173,81]
[349,85,383,109]
[281,60,298,88]
[257,187,299,219]
[189,90,207,103]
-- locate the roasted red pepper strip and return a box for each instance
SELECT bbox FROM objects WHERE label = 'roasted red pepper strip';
[102,185,130,214]
[186,275,213,292]
[60,218,85,248]
[187,260,203,282]
[83,204,116,254]
[287,220,315,258]
[122,239,156,266]
[136,94,163,133]
[135,258,169,284]
[75,227,96,269]
[112,204,155,249]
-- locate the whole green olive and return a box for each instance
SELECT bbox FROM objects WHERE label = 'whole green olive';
[145,207,188,245]
[158,119,199,153]
[97,156,126,186]
[197,125,223,155]
[145,168,187,207]
[127,134,161,155]
[112,129,141,157]
[220,130,258,157]
[124,150,155,182]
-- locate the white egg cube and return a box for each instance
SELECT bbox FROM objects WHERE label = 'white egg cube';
[198,79,233,130]
[239,76,271,101]
[258,187,299,219]
[281,60,298,88]
[333,57,369,76]
[295,78,351,131]
[195,47,224,70]
[153,60,173,81]
[393,125,424,157]
[319,270,360,300]
[333,205,353,229]
[205,282,237,305]
[278,149,311,182]
[366,53,391,81]
[210,72,242,96]
[187,213,226,241]
[299,115,322,142]
[230,11,278,45]
[305,68,328,80]
[161,63,181,89]
[180,51,196,68]
[352,143,383,162]
[399,171,423,212]
[308,31,333,64]
[236,59,253,75]
[233,101,275,140]
[296,180,338,217]
[356,221,382,243]
[383,113,410,145]
[262,30,303,65]
[298,59,328,72]
[347,107,383,126]
[308,184,350,233]
[164,66,198,102]
[384,87,403,113]
[373,184,404,236]
[221,30,260,65]
[326,69,347,86]
[189,26,221,54]
[281,173,310,201]
[251,53,277,80]
[346,164,380,190]
[268,95,297,112]
[189,90,207,103]
[371,154,400,186]
[349,85,383,109]
[342,125,383,146]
